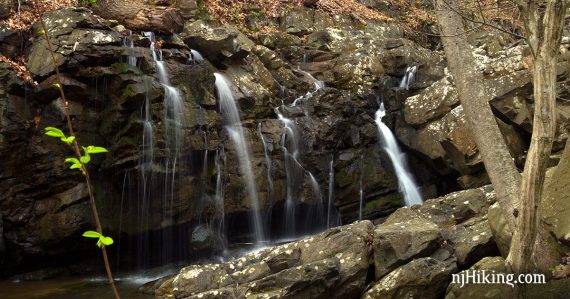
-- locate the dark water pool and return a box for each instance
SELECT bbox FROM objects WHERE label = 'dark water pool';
[0,271,175,299]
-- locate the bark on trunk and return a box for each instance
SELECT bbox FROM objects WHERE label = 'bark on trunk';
[434,0,521,230]
[506,0,567,275]
[92,0,184,34]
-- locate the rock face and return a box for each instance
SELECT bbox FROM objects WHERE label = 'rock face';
[364,257,457,299]
[155,220,373,298]
[150,185,500,299]
[367,185,498,297]
[0,0,568,279]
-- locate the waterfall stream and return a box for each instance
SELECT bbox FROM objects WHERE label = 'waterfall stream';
[375,102,422,206]
[214,72,265,245]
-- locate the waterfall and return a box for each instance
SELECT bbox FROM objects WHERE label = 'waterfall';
[399,65,417,90]
[327,157,335,228]
[257,123,274,202]
[213,147,227,254]
[359,173,364,221]
[291,70,324,107]
[214,72,265,244]
[123,31,137,67]
[375,102,422,206]
[190,49,204,62]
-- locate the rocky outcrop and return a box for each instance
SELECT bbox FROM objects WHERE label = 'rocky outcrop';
[1,0,568,280]
[154,220,373,298]
[399,41,570,184]
[364,257,457,299]
[150,185,501,298]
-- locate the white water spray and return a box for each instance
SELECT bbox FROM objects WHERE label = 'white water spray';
[214,72,265,244]
[375,103,422,206]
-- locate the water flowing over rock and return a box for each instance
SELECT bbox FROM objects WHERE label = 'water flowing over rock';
[2,2,570,291]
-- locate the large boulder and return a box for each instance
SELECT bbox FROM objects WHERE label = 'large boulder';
[447,216,498,267]
[181,20,255,61]
[373,213,442,277]
[364,257,457,299]
[542,139,570,243]
[157,220,374,298]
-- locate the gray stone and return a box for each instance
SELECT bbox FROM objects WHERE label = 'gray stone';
[448,216,498,267]
[364,257,457,299]
[373,215,441,277]
[181,20,255,61]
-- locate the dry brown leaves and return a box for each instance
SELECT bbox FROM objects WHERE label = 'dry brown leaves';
[0,54,36,85]
[0,0,76,31]
[0,0,75,83]
[207,0,390,30]
[316,0,391,22]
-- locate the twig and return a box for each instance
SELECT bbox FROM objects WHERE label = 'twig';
[39,17,121,299]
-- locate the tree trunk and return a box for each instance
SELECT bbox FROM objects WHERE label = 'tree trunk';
[506,0,567,275]
[92,0,184,34]
[434,0,521,230]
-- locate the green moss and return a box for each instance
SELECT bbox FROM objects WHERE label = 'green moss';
[122,84,138,98]
[111,62,142,75]
[363,193,403,214]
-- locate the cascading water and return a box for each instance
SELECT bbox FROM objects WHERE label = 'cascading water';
[214,72,265,245]
[123,31,137,67]
[257,123,274,202]
[291,69,325,107]
[359,164,364,220]
[190,49,204,62]
[375,102,422,206]
[326,157,335,228]
[399,65,417,90]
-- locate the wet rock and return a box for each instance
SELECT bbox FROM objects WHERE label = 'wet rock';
[190,224,223,253]
[158,221,373,298]
[172,264,234,298]
[0,215,4,259]
[364,257,457,299]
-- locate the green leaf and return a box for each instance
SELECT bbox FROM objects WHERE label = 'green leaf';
[64,157,80,165]
[80,153,91,164]
[65,157,82,171]
[62,136,75,145]
[52,83,61,90]
[101,236,114,246]
[96,239,102,248]
[84,146,108,154]
[44,127,65,138]
[82,231,102,238]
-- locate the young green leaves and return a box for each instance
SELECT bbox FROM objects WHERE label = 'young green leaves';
[44,127,108,174]
[82,231,114,248]
[44,127,75,145]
